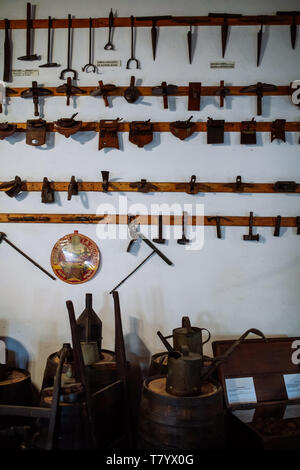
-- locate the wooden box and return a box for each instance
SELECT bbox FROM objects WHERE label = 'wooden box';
[212,337,300,450]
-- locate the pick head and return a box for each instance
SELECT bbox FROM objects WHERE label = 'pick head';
[17,54,40,61]
[39,62,60,68]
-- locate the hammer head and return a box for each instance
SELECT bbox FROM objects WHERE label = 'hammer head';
[243,234,260,241]
[177,236,190,245]
[17,54,40,61]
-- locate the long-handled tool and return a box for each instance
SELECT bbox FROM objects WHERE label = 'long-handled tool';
[257,20,263,67]
[104,9,115,50]
[177,212,190,245]
[0,232,56,280]
[240,82,277,115]
[277,11,300,49]
[3,19,12,82]
[110,218,172,293]
[60,14,77,80]
[65,300,97,449]
[21,81,53,116]
[153,214,166,244]
[39,16,60,68]
[82,18,97,73]
[124,76,140,103]
[17,3,39,61]
[208,13,242,57]
[187,23,192,64]
[243,212,260,241]
[126,16,139,69]
[136,15,172,60]
[207,216,231,239]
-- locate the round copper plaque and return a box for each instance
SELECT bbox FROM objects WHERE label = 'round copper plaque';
[51,231,100,284]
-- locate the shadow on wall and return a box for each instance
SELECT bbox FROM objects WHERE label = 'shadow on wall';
[0,336,29,370]
[125,316,151,426]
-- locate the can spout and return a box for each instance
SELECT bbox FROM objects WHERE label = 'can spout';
[200,328,267,383]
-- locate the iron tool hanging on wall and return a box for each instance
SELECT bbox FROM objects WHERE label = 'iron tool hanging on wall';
[243,212,259,241]
[129,120,153,148]
[60,14,77,80]
[41,177,55,203]
[39,16,60,68]
[26,119,47,146]
[54,113,82,138]
[110,218,173,293]
[136,16,173,60]
[240,82,277,115]
[21,81,53,117]
[188,83,201,111]
[152,82,178,109]
[56,77,86,106]
[99,119,121,150]
[207,118,225,144]
[0,232,56,280]
[276,11,300,49]
[208,13,242,57]
[216,81,230,108]
[124,76,140,103]
[170,117,195,140]
[90,81,118,107]
[104,9,115,50]
[3,19,12,81]
[82,18,97,73]
[0,176,23,198]
[241,118,256,145]
[17,3,40,61]
[126,16,139,69]
[0,122,16,140]
[271,119,286,142]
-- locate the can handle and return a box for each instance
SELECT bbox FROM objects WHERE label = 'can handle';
[200,328,211,345]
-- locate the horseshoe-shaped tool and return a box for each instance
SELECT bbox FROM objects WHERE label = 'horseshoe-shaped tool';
[82,18,97,73]
[126,16,139,69]
[60,14,78,80]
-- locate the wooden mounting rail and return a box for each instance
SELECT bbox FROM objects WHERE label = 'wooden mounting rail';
[1,180,300,194]
[6,122,300,133]
[0,213,298,227]
[0,15,300,29]
[5,85,291,97]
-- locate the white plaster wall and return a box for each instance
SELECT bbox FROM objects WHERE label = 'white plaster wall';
[0,0,299,387]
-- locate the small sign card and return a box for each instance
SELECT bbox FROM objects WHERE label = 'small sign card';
[210,61,235,69]
[96,60,121,67]
[225,377,257,405]
[283,374,300,400]
[12,69,39,77]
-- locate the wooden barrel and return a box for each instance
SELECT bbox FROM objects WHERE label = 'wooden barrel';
[148,352,214,377]
[138,375,224,450]
[39,391,88,450]
[0,368,32,406]
[42,349,117,393]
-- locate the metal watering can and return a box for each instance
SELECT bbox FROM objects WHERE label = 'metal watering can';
[157,321,267,397]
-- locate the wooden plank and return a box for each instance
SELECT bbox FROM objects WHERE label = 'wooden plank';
[0,181,299,193]
[6,86,292,97]
[7,121,300,133]
[0,214,298,227]
[0,15,299,30]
